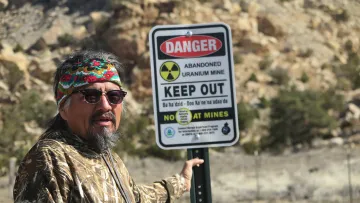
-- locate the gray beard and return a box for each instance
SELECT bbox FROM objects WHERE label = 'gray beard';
[87,127,120,153]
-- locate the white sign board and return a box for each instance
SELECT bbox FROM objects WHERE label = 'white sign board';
[149,23,239,149]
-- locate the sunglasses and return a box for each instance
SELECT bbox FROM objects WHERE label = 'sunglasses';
[73,89,127,105]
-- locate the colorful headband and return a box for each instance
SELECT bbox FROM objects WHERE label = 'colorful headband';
[56,58,122,107]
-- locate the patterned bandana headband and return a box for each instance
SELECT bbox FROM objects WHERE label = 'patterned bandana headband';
[56,58,122,107]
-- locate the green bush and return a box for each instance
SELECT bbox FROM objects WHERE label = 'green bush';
[333,51,360,89]
[116,111,184,161]
[321,89,344,111]
[332,9,350,22]
[248,73,258,82]
[58,34,76,47]
[300,72,309,83]
[233,53,244,64]
[345,52,360,89]
[344,40,354,52]
[321,63,332,70]
[269,67,290,85]
[2,61,24,91]
[259,97,271,109]
[336,78,352,91]
[19,91,57,127]
[259,56,273,70]
[146,145,184,161]
[298,48,314,58]
[320,5,350,22]
[115,114,151,155]
[13,44,24,52]
[243,139,260,154]
[0,90,56,168]
[237,101,259,131]
[261,88,344,153]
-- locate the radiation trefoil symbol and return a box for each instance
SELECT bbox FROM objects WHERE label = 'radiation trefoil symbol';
[160,61,180,82]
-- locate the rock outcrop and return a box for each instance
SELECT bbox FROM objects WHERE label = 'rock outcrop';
[0,0,359,170]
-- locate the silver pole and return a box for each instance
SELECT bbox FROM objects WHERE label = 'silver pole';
[255,150,260,200]
[347,146,353,203]
[9,157,17,198]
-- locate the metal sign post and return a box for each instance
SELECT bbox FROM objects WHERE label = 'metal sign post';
[188,148,212,203]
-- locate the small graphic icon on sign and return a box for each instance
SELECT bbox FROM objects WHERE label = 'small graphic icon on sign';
[176,108,192,125]
[164,127,175,138]
[160,61,180,82]
[222,122,231,135]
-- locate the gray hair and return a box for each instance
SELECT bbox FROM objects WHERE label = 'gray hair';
[62,97,72,110]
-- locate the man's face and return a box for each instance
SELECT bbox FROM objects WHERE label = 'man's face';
[60,82,123,141]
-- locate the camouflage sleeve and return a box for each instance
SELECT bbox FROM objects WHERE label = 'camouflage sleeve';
[13,140,72,203]
[131,174,186,203]
[111,153,185,203]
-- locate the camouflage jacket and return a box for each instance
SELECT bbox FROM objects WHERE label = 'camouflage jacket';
[13,131,185,203]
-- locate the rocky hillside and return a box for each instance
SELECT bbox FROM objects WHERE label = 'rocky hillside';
[0,0,360,170]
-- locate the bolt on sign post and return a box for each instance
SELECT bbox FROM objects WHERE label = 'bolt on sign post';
[149,23,239,203]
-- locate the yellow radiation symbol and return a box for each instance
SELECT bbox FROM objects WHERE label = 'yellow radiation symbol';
[160,61,180,82]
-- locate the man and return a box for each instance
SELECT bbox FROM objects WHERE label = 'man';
[13,50,204,202]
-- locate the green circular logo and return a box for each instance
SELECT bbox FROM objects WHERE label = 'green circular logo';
[176,108,192,125]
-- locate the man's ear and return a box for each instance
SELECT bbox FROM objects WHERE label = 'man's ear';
[59,108,68,121]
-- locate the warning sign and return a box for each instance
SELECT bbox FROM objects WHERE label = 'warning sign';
[149,23,239,149]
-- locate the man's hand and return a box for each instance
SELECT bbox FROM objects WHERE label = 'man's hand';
[180,158,204,191]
